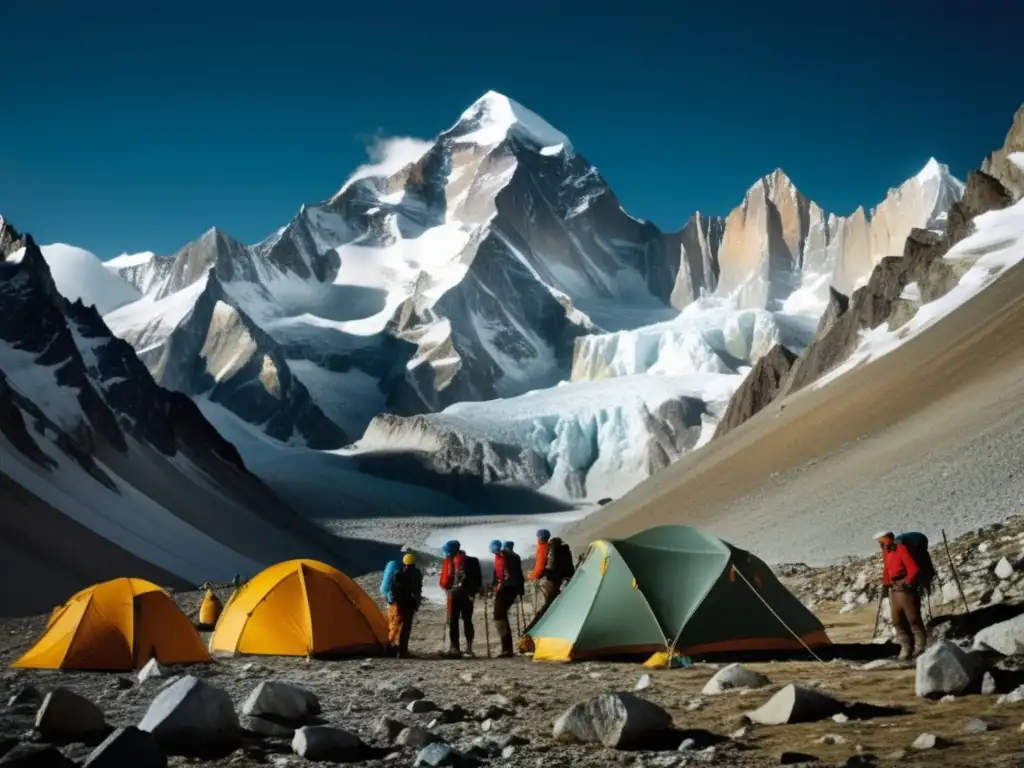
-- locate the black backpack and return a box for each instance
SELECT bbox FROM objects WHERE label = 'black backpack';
[460,555,483,596]
[551,539,575,581]
[895,531,936,592]
[503,551,525,593]
[390,566,420,606]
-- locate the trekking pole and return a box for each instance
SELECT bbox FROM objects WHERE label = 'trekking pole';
[871,593,884,641]
[482,592,492,659]
[941,528,971,616]
[515,597,523,639]
[441,589,448,654]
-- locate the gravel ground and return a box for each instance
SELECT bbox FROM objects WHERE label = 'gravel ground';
[6,520,1024,768]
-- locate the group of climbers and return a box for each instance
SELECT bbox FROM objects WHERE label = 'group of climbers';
[378,529,575,658]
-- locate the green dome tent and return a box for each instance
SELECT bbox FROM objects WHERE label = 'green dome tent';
[528,525,830,662]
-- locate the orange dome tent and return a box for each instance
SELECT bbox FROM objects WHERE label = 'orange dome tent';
[12,578,210,670]
[208,559,389,657]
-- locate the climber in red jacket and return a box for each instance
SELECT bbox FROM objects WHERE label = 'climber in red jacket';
[877,531,926,660]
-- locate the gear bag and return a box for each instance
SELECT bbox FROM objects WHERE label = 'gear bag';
[458,555,483,595]
[894,531,936,592]
[390,566,418,606]
[503,550,525,593]
[548,538,575,581]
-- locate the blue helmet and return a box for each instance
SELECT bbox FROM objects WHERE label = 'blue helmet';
[489,539,502,554]
[536,529,551,543]
[442,540,460,557]
[503,541,515,551]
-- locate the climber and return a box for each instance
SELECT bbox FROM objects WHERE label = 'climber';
[519,528,570,652]
[381,546,413,651]
[439,540,481,658]
[388,552,423,658]
[877,531,927,660]
[490,539,519,657]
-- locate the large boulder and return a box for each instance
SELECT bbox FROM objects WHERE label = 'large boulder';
[747,684,845,725]
[915,641,981,698]
[973,614,1024,656]
[702,664,770,695]
[240,681,321,722]
[552,692,674,749]
[291,726,363,762]
[34,688,107,743]
[83,726,166,768]
[137,676,240,755]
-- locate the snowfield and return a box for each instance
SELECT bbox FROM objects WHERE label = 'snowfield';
[11,244,142,314]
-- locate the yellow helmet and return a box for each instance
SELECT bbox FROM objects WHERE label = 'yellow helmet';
[402,553,416,565]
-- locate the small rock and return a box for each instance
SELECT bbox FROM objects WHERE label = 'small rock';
[83,726,166,767]
[292,726,363,761]
[819,734,847,745]
[635,674,651,691]
[747,684,844,725]
[35,688,107,743]
[995,557,1015,580]
[138,675,240,755]
[887,750,908,761]
[414,742,457,767]
[459,673,474,684]
[702,664,769,695]
[6,685,42,709]
[397,727,438,748]
[0,744,76,766]
[730,727,747,739]
[911,733,940,749]
[858,659,891,671]
[137,659,164,685]
[964,718,989,733]
[400,687,426,702]
[241,715,296,738]
[982,672,997,695]
[686,697,707,711]
[998,685,1024,704]
[501,746,515,759]
[408,699,439,714]
[915,642,980,698]
[242,681,320,722]
[677,738,696,752]
[373,716,406,744]
[553,692,674,749]
[832,713,849,723]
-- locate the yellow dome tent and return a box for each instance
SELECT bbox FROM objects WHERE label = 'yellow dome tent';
[198,587,223,627]
[208,559,389,657]
[12,578,211,670]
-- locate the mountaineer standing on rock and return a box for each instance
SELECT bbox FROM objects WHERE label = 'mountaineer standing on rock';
[388,552,422,658]
[877,531,928,660]
[440,540,480,658]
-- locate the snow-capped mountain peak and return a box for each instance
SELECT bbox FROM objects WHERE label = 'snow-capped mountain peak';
[449,90,573,155]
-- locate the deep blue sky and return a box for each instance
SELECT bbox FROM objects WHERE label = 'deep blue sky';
[3,0,1021,258]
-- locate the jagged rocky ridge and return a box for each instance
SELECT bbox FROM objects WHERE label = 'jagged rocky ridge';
[710,107,1024,439]
[0,217,395,615]
[99,92,964,459]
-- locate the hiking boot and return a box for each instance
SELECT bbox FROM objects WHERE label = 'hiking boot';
[441,649,462,659]
[497,650,514,658]
[462,649,477,658]
[896,632,913,661]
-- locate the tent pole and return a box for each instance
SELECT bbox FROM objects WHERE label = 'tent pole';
[731,564,826,665]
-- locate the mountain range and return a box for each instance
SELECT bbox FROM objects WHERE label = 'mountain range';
[4,93,1021,613]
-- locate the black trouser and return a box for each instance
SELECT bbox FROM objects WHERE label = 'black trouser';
[493,587,517,655]
[447,590,474,650]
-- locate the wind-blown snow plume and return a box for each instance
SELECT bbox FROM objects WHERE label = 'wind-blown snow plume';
[336,135,434,196]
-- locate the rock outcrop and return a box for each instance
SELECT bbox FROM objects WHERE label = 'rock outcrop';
[981,105,1024,200]
[712,345,797,440]
[152,275,346,448]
